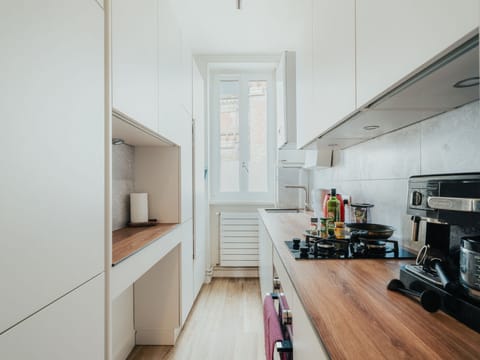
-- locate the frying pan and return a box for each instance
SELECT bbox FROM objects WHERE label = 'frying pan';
[346,223,395,239]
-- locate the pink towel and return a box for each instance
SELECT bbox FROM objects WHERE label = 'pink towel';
[263,295,283,360]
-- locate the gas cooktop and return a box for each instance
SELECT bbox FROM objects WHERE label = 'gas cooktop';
[285,236,417,260]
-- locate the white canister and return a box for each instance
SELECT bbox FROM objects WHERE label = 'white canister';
[130,193,148,223]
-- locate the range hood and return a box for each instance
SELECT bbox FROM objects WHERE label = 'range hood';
[311,34,479,150]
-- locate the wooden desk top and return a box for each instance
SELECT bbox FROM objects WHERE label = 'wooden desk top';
[112,223,178,265]
[259,210,480,359]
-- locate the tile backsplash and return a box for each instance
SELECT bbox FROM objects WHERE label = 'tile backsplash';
[309,101,480,250]
[112,144,135,231]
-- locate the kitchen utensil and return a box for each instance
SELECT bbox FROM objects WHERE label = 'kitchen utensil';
[350,203,374,223]
[345,223,394,239]
[387,279,441,313]
[460,235,480,300]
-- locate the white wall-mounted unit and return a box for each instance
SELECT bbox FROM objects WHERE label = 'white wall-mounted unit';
[220,213,259,267]
[276,51,297,149]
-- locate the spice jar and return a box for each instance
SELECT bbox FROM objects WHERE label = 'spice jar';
[334,221,346,239]
[319,217,329,238]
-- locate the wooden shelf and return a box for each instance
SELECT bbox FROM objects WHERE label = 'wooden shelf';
[112,223,178,265]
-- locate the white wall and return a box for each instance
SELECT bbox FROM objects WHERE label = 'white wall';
[112,144,135,230]
[309,101,480,250]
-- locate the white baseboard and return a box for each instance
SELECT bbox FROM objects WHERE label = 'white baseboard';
[213,266,259,278]
[136,328,176,346]
[113,330,135,360]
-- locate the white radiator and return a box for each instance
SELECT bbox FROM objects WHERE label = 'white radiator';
[220,212,259,267]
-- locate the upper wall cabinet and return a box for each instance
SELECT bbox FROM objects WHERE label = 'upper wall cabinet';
[356,0,479,108]
[276,51,297,149]
[112,0,158,131]
[312,0,356,138]
[157,0,183,142]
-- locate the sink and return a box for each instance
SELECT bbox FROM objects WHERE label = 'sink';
[264,208,302,213]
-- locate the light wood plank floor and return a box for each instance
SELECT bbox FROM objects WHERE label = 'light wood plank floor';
[127,278,265,360]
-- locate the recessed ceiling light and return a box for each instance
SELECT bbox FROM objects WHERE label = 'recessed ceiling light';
[363,125,380,131]
[453,77,479,88]
[112,138,125,145]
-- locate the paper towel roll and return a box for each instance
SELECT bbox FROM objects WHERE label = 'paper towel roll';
[130,193,148,223]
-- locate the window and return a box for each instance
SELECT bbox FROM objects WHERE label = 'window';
[211,72,275,202]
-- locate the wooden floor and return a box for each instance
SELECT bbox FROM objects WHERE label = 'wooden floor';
[127,278,265,360]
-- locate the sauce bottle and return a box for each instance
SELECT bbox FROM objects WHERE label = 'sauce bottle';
[327,188,341,222]
[323,190,345,221]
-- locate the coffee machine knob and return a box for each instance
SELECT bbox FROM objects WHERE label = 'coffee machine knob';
[412,191,423,206]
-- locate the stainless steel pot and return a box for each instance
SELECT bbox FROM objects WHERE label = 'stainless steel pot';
[345,223,394,239]
[460,235,480,300]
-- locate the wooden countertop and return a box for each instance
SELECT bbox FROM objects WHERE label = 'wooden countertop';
[112,223,178,265]
[259,210,480,359]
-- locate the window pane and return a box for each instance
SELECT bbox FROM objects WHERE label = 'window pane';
[248,80,268,192]
[219,80,240,192]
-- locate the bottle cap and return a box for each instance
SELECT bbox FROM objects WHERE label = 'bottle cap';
[331,188,336,196]
[310,217,318,222]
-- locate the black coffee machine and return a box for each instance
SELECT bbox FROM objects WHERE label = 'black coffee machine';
[400,173,480,332]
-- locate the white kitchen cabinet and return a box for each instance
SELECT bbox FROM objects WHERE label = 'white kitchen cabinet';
[180,219,195,325]
[180,107,194,222]
[292,290,329,360]
[259,222,273,297]
[276,51,297,149]
[0,0,104,333]
[259,218,328,359]
[157,0,184,142]
[356,0,479,108]
[192,60,208,297]
[310,0,356,139]
[112,0,158,131]
[0,274,105,360]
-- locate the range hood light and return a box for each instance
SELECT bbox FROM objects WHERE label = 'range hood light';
[328,143,338,147]
[363,125,380,131]
[453,76,479,88]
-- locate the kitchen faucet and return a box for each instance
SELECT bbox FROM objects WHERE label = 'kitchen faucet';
[285,185,311,212]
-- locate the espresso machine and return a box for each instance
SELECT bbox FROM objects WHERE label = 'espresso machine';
[400,173,480,332]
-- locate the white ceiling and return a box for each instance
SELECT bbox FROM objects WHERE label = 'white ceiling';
[169,0,313,55]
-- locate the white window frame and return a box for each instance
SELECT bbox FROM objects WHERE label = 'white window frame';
[210,71,275,203]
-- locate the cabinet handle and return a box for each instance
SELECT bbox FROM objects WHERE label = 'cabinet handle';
[273,277,281,290]
[281,309,292,325]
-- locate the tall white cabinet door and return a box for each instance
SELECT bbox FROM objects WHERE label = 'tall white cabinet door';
[0,0,104,333]
[0,274,105,360]
[180,107,194,222]
[112,0,158,131]
[180,220,194,325]
[157,0,183,142]
[312,0,356,137]
[356,0,479,107]
[193,61,207,297]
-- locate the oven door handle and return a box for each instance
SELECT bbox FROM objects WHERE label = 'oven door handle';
[427,196,480,212]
